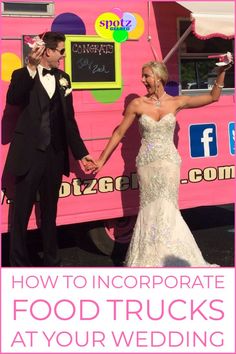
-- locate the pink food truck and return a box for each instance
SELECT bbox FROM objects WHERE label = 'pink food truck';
[1,0,234,253]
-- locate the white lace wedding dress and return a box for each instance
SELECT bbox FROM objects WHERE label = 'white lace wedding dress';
[125,113,216,267]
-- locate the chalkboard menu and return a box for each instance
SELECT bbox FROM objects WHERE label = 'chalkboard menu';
[65,35,121,89]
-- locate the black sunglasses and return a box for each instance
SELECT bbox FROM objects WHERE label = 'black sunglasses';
[54,48,65,55]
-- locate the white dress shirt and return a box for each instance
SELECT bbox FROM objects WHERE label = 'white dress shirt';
[27,64,56,98]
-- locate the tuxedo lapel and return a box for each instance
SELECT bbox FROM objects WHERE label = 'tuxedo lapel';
[35,75,50,117]
[55,71,67,116]
[36,70,68,122]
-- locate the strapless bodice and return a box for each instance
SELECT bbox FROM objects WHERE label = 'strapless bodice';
[139,113,176,141]
[136,113,181,167]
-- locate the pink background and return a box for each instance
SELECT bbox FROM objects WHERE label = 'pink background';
[1,0,234,233]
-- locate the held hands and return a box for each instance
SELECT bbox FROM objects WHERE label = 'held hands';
[90,158,105,174]
[81,155,97,172]
[81,156,105,174]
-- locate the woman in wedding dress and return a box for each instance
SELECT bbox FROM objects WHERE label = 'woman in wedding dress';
[92,59,232,267]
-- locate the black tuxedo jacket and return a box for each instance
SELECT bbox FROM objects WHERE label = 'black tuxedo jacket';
[4,67,88,177]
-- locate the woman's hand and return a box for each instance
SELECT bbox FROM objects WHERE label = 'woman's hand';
[218,62,232,73]
[81,155,97,172]
[215,52,233,74]
[91,158,105,174]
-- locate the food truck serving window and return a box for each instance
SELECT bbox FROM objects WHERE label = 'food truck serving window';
[179,19,234,91]
[1,1,54,17]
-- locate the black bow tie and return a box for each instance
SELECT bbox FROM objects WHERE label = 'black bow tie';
[42,68,56,76]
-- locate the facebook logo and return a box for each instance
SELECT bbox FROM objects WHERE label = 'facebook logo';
[228,122,235,155]
[189,124,217,158]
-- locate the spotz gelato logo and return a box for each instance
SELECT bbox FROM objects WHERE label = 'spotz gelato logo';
[95,9,144,43]
[100,18,132,31]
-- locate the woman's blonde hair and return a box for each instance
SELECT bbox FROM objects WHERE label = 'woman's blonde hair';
[142,61,169,87]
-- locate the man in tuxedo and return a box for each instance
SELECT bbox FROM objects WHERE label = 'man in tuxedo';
[4,31,96,266]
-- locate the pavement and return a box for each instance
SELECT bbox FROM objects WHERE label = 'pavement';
[1,204,234,267]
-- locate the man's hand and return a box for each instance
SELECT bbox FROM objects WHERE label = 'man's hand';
[28,45,45,70]
[90,158,105,174]
[81,155,97,172]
